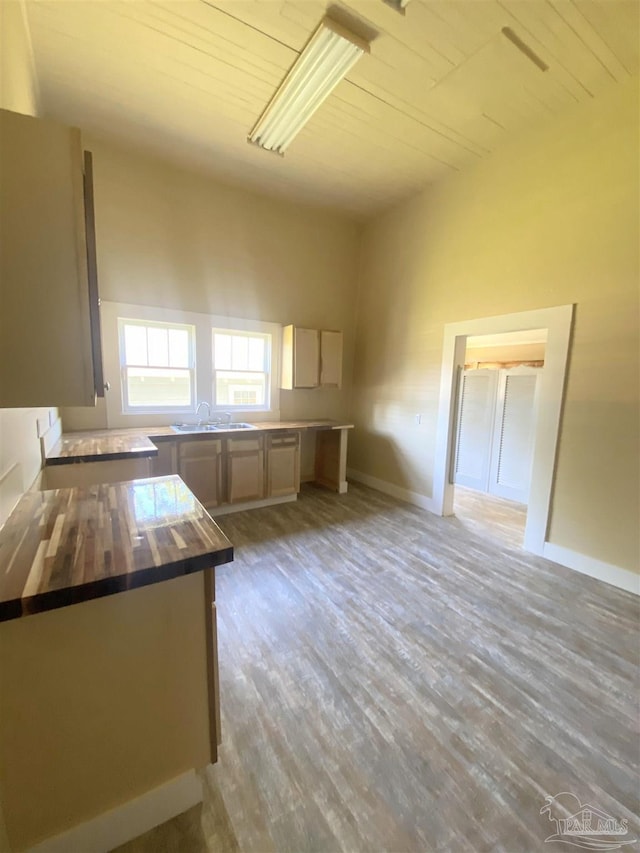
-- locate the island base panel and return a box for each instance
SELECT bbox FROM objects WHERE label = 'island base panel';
[0,571,211,851]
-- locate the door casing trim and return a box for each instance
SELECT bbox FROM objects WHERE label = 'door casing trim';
[432,304,574,555]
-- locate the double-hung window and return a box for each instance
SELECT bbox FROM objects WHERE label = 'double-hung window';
[119,319,195,413]
[212,330,271,410]
[102,302,280,426]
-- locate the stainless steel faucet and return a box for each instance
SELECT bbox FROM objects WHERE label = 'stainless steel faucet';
[221,411,232,425]
[196,401,211,424]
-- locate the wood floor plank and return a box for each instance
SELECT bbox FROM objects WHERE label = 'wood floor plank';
[115,482,639,852]
[453,485,527,551]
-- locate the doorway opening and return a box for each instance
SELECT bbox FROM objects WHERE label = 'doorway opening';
[432,305,574,557]
[452,329,546,550]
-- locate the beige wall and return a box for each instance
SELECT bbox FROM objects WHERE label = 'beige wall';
[351,77,639,573]
[62,139,361,431]
[0,0,54,531]
[0,0,38,117]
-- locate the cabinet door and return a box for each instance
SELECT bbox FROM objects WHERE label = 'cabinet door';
[293,328,320,388]
[178,440,223,508]
[149,440,177,477]
[0,109,98,407]
[227,437,265,503]
[281,325,321,390]
[320,330,343,388]
[294,328,320,388]
[267,433,300,497]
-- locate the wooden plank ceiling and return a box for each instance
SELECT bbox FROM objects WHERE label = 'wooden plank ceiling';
[26,0,639,218]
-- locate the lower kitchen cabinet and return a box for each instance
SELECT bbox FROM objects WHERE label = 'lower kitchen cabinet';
[178,439,224,508]
[266,432,300,497]
[149,439,177,477]
[227,436,265,504]
[160,426,345,510]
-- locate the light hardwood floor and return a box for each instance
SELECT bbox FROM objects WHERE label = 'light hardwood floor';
[115,483,639,853]
[453,485,527,551]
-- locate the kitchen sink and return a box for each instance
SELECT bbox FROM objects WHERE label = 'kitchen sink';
[171,423,219,433]
[171,422,257,433]
[218,423,257,431]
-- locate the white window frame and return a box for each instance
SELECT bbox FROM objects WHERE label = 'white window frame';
[212,328,272,413]
[118,318,196,415]
[100,302,281,429]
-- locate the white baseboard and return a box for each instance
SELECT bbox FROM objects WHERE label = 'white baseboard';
[347,468,438,513]
[27,770,203,853]
[209,493,297,517]
[543,542,639,596]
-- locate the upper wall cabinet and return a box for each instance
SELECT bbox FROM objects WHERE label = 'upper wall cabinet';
[280,325,343,390]
[319,330,343,389]
[0,109,104,407]
[281,325,319,389]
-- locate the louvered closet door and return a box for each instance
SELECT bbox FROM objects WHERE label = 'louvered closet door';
[488,368,541,504]
[454,369,499,491]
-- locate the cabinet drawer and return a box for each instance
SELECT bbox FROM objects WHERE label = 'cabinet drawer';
[267,432,300,448]
[226,436,263,454]
[179,438,222,458]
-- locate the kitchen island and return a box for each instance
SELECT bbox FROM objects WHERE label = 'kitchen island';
[0,475,232,851]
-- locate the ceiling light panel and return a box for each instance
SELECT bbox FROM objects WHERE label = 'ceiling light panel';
[383,0,411,14]
[248,18,369,156]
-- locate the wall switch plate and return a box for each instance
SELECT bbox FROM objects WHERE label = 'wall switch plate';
[415,414,422,425]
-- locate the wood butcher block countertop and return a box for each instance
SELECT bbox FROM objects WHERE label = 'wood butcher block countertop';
[0,475,233,622]
[46,420,354,465]
[46,431,159,465]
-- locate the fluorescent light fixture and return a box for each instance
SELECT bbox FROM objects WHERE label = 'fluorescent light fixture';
[248,18,369,155]
[383,0,411,12]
